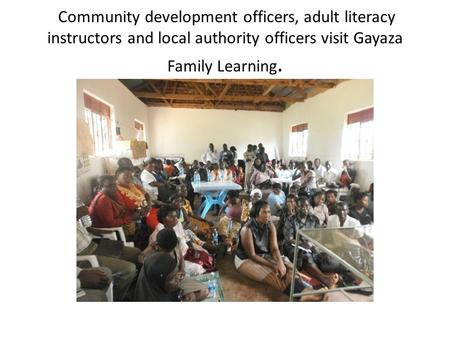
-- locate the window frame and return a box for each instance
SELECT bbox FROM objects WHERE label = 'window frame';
[343,107,374,161]
[83,92,114,157]
[289,123,309,157]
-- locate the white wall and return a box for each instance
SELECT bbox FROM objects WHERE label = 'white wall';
[76,79,150,202]
[281,79,374,190]
[146,107,283,162]
[76,79,150,140]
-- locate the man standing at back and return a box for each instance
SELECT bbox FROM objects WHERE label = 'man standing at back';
[314,158,326,184]
[219,143,233,165]
[201,143,219,164]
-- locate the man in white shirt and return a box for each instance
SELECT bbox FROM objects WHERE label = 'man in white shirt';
[327,202,361,228]
[201,143,219,164]
[314,158,327,183]
[140,158,159,200]
[293,161,317,190]
[324,160,339,186]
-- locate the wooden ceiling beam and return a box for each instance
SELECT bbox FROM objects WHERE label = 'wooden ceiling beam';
[147,81,172,107]
[205,83,217,96]
[262,84,276,96]
[144,101,284,112]
[218,83,231,99]
[170,82,178,105]
[192,83,205,96]
[140,80,346,112]
[134,91,304,103]
[159,79,311,86]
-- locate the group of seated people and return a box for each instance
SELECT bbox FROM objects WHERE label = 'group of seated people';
[77,145,373,302]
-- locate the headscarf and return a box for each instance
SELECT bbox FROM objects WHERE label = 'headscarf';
[250,188,262,198]
[134,252,180,302]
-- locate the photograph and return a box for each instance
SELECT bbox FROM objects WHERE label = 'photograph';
[76,79,374,302]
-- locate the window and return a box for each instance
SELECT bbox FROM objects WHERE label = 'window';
[343,107,374,160]
[289,123,308,157]
[83,93,113,156]
[134,119,145,141]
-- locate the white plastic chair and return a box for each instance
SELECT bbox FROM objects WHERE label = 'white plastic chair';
[79,214,134,247]
[77,255,113,301]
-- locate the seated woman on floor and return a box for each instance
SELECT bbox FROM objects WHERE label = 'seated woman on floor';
[234,200,312,297]
[217,190,242,251]
[171,194,207,248]
[310,190,329,227]
[241,188,262,223]
[280,196,338,288]
[135,229,208,302]
[140,206,208,276]
[175,184,212,235]
[172,190,227,260]
[88,175,147,237]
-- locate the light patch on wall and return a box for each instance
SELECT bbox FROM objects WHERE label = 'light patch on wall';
[77,155,90,176]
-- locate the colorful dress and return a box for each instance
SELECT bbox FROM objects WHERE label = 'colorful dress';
[117,183,148,235]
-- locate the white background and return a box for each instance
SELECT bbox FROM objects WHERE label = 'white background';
[1,0,449,337]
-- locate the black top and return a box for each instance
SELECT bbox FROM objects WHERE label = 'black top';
[236,218,271,260]
[327,202,337,216]
[348,207,373,225]
[134,252,182,302]
[280,212,320,245]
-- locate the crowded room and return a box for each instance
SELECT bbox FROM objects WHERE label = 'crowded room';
[76,79,373,302]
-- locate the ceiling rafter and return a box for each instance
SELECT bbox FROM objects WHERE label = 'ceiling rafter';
[121,79,346,112]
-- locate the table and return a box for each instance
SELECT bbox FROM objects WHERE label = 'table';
[289,226,374,301]
[193,181,242,218]
[192,271,225,302]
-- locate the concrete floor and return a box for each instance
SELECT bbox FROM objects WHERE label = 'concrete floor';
[216,254,289,302]
[197,196,372,302]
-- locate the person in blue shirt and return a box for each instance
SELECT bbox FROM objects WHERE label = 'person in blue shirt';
[267,183,286,216]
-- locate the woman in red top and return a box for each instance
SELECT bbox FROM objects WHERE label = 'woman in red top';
[115,167,151,235]
[88,175,140,236]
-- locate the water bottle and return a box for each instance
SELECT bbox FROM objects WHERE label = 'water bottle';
[194,170,200,186]
[211,278,217,298]
[207,170,212,182]
[179,166,184,176]
[207,278,214,297]
[220,169,224,182]
[227,219,233,233]
[212,229,219,246]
